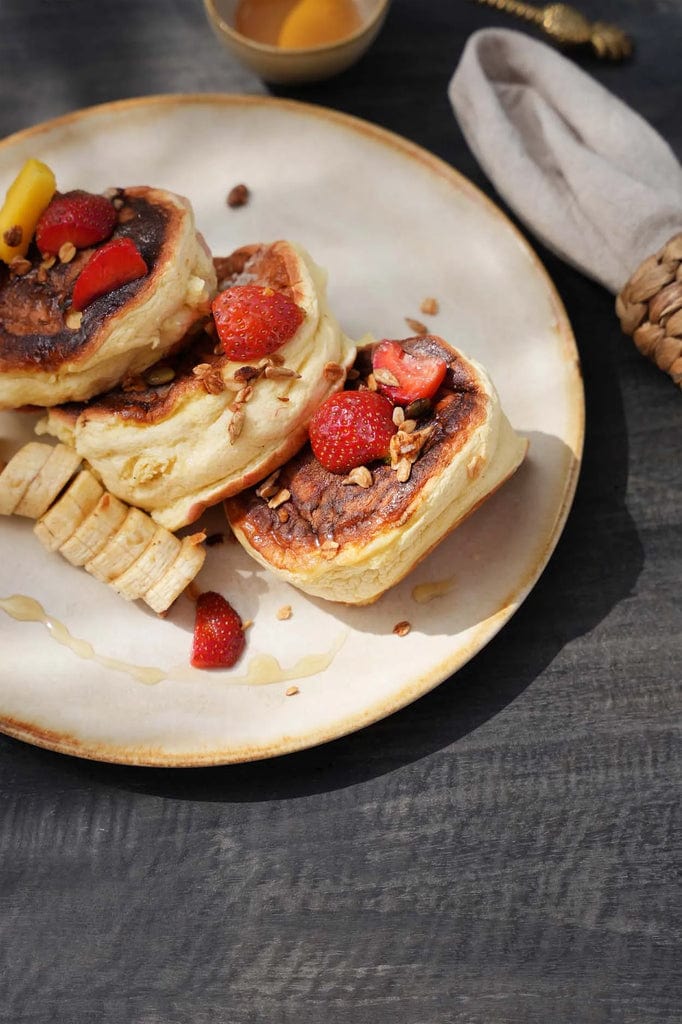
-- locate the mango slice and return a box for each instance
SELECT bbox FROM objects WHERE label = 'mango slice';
[0,158,56,264]
[277,0,362,48]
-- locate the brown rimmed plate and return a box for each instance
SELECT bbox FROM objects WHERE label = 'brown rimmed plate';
[0,95,583,766]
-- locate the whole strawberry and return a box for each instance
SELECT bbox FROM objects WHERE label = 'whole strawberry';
[211,284,305,361]
[309,391,396,474]
[191,591,246,670]
[35,190,117,255]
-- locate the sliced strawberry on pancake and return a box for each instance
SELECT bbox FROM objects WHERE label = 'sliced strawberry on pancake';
[372,339,447,406]
[35,190,117,255]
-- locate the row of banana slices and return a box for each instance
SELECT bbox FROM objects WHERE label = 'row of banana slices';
[0,442,205,614]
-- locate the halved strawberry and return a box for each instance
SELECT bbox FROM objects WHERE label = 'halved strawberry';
[309,390,396,474]
[191,591,246,670]
[71,236,148,312]
[372,340,447,406]
[35,190,117,255]
[212,284,304,361]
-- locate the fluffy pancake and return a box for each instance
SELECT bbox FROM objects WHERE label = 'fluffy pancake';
[225,336,528,605]
[0,186,216,409]
[39,241,357,531]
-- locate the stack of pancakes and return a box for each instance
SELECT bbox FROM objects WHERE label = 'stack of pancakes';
[1,182,526,606]
[38,239,357,530]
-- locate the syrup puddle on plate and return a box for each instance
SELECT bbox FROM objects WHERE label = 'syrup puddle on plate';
[0,594,346,688]
[226,633,346,687]
[411,574,456,604]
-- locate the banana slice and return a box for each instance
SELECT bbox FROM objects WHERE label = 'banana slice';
[86,506,157,584]
[59,492,129,567]
[34,470,104,552]
[14,443,82,518]
[111,526,182,602]
[0,442,52,516]
[4,441,206,613]
[143,535,207,614]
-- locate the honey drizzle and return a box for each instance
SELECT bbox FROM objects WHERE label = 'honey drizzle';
[234,632,346,687]
[0,594,165,685]
[0,594,346,688]
[411,574,457,604]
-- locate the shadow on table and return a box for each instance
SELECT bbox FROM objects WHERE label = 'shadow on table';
[4,270,645,801]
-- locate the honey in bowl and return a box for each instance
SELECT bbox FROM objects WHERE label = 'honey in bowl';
[235,0,363,49]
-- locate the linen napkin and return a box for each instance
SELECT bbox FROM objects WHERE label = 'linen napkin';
[448,28,682,294]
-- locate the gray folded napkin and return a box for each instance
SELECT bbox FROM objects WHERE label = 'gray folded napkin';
[448,28,682,294]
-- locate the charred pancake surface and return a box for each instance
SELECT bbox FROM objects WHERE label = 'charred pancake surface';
[0,192,168,373]
[214,242,303,302]
[0,185,216,410]
[227,337,487,560]
[52,330,219,428]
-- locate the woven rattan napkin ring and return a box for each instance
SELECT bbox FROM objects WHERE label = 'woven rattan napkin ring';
[616,233,682,387]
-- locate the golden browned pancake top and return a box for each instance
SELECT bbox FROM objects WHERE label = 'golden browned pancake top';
[0,190,169,374]
[227,336,487,562]
[214,241,305,302]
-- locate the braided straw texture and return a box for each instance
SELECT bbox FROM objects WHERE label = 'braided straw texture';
[616,233,682,388]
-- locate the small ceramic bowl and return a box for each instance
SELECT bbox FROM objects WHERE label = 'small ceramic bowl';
[203,0,391,85]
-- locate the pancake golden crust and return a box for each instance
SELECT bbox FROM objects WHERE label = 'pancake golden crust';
[51,332,224,428]
[214,241,305,302]
[0,186,216,409]
[226,336,528,605]
[39,241,357,531]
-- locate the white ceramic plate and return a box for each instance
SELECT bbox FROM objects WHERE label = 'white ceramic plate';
[0,95,583,766]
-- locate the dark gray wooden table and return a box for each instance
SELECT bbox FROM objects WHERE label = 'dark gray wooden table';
[0,2,680,1021]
